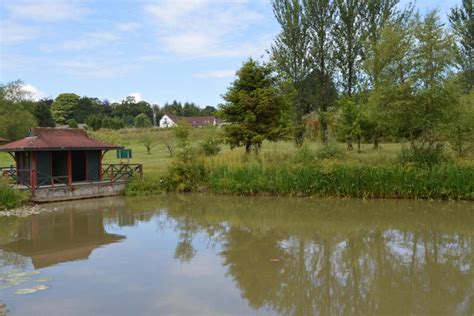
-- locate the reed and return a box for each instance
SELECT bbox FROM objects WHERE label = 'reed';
[207,163,474,200]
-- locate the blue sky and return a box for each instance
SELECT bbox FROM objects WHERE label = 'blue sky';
[0,0,460,107]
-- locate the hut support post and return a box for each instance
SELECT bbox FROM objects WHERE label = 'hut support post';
[67,151,72,188]
[30,152,37,193]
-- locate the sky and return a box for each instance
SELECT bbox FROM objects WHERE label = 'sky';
[0,0,461,107]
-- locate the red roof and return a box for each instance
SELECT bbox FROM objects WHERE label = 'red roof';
[0,128,122,152]
[166,114,223,127]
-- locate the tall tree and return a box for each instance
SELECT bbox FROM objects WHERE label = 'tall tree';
[0,81,37,140]
[363,16,415,148]
[33,98,55,127]
[51,93,80,125]
[412,11,457,144]
[272,0,311,144]
[221,59,287,154]
[303,0,338,144]
[333,0,367,97]
[448,0,474,93]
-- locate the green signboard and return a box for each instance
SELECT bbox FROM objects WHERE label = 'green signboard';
[117,149,132,159]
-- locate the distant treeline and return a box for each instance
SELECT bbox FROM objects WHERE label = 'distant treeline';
[0,83,218,140]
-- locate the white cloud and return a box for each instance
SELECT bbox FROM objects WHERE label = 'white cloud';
[193,70,235,79]
[22,83,47,101]
[5,1,86,22]
[0,21,40,44]
[56,60,139,78]
[62,32,119,50]
[115,22,141,32]
[144,0,269,59]
[129,92,144,102]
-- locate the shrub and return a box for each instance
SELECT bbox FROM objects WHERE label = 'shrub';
[125,175,163,196]
[316,142,345,160]
[201,137,221,156]
[67,119,78,128]
[164,147,208,192]
[399,143,449,167]
[294,145,315,163]
[0,178,27,210]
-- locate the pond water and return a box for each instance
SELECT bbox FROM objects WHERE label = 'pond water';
[0,194,473,315]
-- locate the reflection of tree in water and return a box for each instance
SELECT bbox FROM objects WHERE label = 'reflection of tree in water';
[161,195,474,316]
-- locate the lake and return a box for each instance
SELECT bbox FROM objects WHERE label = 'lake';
[0,194,473,315]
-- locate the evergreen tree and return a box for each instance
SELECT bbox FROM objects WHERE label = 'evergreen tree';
[221,59,287,154]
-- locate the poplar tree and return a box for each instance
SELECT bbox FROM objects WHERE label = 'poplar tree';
[272,0,311,144]
[448,0,474,93]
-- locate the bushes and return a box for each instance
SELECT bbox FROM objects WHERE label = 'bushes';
[315,142,345,160]
[208,163,474,200]
[200,137,221,156]
[399,143,450,166]
[125,175,163,196]
[0,178,27,210]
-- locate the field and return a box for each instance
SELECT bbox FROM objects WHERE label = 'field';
[0,127,471,174]
[1,127,473,201]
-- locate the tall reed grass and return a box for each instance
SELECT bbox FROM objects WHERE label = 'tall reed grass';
[207,163,474,200]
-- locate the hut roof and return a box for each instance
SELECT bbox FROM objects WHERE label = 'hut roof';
[0,137,8,143]
[165,114,223,127]
[0,128,122,152]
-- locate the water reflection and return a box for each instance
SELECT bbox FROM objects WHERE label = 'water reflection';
[0,195,472,315]
[0,207,125,269]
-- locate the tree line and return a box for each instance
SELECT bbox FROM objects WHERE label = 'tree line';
[221,0,473,156]
[0,81,218,140]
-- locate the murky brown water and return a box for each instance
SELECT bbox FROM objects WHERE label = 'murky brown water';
[0,194,473,315]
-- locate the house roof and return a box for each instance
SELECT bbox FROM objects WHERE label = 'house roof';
[0,128,122,152]
[164,114,223,126]
[0,137,8,142]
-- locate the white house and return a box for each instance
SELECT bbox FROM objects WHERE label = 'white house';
[159,114,223,128]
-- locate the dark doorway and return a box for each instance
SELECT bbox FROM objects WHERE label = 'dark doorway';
[52,151,67,184]
[72,151,86,182]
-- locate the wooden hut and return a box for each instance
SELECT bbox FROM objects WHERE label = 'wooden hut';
[0,128,142,202]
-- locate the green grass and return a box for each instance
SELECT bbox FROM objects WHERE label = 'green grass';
[1,128,473,200]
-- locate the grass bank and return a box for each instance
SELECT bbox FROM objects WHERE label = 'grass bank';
[206,163,474,200]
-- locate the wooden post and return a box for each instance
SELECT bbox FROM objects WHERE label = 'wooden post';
[31,152,37,194]
[99,151,103,180]
[67,151,72,188]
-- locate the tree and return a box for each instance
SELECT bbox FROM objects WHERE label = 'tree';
[363,18,415,148]
[51,93,80,125]
[272,0,312,144]
[33,98,55,127]
[86,115,103,131]
[221,59,287,154]
[140,132,155,154]
[72,97,104,123]
[449,0,474,93]
[446,90,474,156]
[333,0,367,97]
[134,113,152,128]
[0,81,37,140]
[412,11,457,144]
[111,96,153,126]
[302,0,338,144]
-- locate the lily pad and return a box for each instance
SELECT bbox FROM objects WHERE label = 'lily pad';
[35,276,53,283]
[14,285,50,295]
